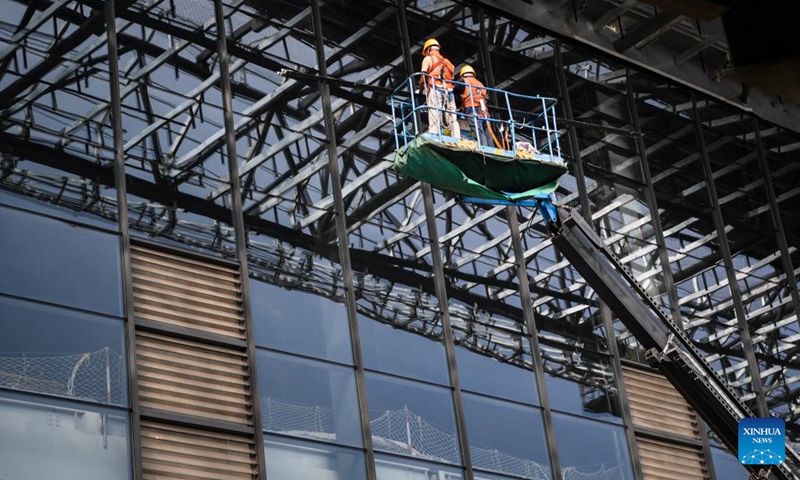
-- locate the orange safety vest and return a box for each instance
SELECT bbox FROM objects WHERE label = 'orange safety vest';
[460,76,487,114]
[425,50,454,88]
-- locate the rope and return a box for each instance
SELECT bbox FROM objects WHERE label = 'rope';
[487,121,503,150]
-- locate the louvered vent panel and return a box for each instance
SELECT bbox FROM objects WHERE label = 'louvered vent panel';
[136,331,252,425]
[623,365,700,439]
[141,421,256,480]
[637,436,708,480]
[131,245,245,339]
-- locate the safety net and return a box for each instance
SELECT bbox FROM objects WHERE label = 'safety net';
[393,134,568,202]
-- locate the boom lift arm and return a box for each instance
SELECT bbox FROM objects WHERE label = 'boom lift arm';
[550,208,800,480]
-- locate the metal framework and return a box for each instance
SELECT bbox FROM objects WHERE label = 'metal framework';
[1,0,800,475]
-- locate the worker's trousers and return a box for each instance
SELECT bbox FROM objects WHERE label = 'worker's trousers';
[426,86,460,139]
[463,106,488,146]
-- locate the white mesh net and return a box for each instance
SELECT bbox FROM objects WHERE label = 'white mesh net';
[0,348,125,404]
[262,397,336,441]
[370,408,461,465]
[261,398,628,480]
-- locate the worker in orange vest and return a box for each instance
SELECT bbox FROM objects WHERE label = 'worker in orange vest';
[454,65,488,146]
[419,38,460,139]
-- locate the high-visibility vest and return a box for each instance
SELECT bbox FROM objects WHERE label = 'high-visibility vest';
[425,51,454,88]
[461,76,487,114]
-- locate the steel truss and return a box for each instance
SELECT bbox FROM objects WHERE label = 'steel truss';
[1,0,799,444]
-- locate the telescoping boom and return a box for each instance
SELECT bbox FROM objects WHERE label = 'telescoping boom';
[550,209,800,480]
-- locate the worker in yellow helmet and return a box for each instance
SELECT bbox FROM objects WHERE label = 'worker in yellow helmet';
[453,65,488,146]
[419,38,460,139]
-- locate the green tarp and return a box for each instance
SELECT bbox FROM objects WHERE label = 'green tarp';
[393,135,568,201]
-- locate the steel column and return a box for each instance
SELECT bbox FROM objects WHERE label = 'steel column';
[396,1,474,476]
[396,0,423,135]
[105,1,142,479]
[212,1,268,477]
[692,93,769,417]
[310,1,378,479]
[421,182,475,479]
[554,39,591,222]
[599,303,646,480]
[626,67,716,478]
[625,68,683,328]
[477,8,497,103]
[507,208,564,480]
[697,420,719,480]
[753,117,800,334]
[554,41,645,479]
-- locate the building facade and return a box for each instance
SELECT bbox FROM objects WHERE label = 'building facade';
[0,0,798,479]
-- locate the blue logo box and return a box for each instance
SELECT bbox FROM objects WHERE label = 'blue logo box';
[738,417,785,465]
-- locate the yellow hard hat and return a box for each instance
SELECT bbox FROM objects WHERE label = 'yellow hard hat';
[422,38,440,55]
[460,65,475,77]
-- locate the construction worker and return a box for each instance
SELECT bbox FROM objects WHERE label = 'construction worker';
[419,38,460,139]
[453,64,488,146]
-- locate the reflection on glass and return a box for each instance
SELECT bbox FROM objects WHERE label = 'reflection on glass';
[258,350,362,447]
[264,434,367,480]
[359,315,448,385]
[542,348,621,422]
[376,454,463,480]
[0,188,118,230]
[366,372,461,465]
[0,206,123,315]
[462,393,551,479]
[474,471,535,480]
[711,447,749,480]
[251,280,352,364]
[456,346,538,405]
[0,295,127,405]
[552,413,634,480]
[0,392,131,480]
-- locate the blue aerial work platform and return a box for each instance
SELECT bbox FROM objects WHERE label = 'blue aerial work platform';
[389,73,567,220]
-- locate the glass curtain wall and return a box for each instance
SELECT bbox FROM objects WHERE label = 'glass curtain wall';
[0,2,133,473]
[0,176,130,480]
[3,0,800,480]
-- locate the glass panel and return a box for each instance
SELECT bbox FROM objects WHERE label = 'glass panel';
[366,372,461,465]
[711,446,749,480]
[0,391,131,480]
[264,435,367,480]
[0,206,122,316]
[455,346,538,405]
[359,314,449,385]
[552,413,634,480]
[375,454,463,480]
[252,280,353,364]
[0,295,127,406]
[462,393,551,479]
[472,472,528,480]
[542,347,621,423]
[258,350,362,447]
[0,186,119,230]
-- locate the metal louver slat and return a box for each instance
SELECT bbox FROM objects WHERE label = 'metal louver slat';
[141,421,256,480]
[130,245,245,339]
[623,365,700,439]
[136,331,252,425]
[637,436,708,480]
